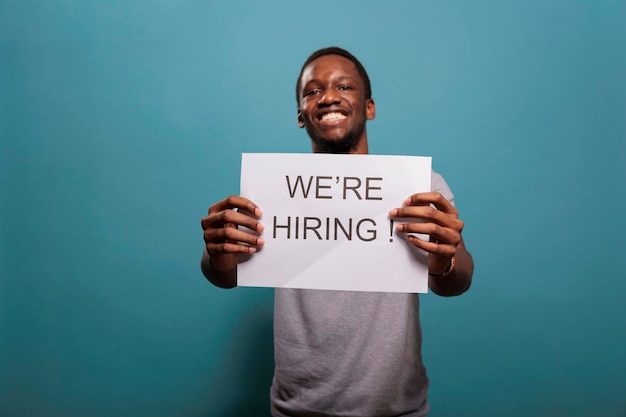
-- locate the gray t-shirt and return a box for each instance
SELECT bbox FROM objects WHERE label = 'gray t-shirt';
[270,171,454,417]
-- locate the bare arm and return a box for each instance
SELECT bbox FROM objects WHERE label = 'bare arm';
[200,195,264,288]
[427,236,473,296]
[389,192,473,296]
[200,248,237,288]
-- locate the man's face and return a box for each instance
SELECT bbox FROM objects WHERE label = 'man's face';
[297,54,375,153]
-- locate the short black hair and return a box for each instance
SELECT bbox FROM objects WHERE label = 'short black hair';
[295,46,372,107]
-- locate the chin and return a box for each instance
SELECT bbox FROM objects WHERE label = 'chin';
[306,123,365,154]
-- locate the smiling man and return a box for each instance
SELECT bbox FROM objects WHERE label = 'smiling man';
[201,47,474,417]
[296,51,375,154]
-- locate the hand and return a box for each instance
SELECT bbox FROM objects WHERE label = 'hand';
[389,192,464,275]
[200,195,264,271]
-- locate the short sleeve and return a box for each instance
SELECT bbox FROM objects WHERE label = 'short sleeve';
[431,170,455,206]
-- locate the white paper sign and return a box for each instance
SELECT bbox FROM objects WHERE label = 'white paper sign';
[238,153,432,293]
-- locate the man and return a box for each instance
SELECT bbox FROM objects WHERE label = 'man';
[201,47,473,417]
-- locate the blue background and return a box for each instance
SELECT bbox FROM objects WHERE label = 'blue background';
[1,1,625,416]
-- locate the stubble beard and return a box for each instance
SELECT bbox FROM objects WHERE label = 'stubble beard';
[305,111,367,154]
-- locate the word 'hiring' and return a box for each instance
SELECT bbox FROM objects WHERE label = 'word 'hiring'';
[273,216,377,242]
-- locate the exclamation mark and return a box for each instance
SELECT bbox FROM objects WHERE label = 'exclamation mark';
[389,219,394,242]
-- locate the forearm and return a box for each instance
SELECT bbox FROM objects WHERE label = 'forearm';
[200,249,237,289]
[428,245,473,297]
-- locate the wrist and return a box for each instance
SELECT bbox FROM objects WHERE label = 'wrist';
[429,256,455,278]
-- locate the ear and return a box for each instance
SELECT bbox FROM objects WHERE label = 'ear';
[366,99,376,120]
[297,109,305,128]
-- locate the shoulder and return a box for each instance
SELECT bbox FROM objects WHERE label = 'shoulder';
[431,170,455,206]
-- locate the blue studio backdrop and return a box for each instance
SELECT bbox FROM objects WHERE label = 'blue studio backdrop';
[1,1,625,416]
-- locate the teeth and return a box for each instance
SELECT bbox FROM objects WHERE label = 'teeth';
[321,112,346,121]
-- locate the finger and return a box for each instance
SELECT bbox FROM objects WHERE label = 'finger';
[390,206,463,231]
[390,205,442,221]
[403,192,457,215]
[206,241,260,255]
[405,235,457,257]
[208,195,262,217]
[201,209,265,233]
[204,226,265,248]
[397,222,461,247]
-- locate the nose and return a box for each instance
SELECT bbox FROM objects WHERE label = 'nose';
[318,88,341,106]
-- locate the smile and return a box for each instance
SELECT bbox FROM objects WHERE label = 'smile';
[320,112,347,122]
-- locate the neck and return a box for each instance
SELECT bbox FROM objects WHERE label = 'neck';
[311,131,369,155]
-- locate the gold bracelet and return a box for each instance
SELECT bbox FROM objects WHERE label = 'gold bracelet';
[429,256,455,278]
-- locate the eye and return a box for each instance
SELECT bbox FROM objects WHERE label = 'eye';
[304,89,321,97]
[338,85,353,91]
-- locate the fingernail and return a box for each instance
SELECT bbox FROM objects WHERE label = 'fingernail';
[257,223,265,233]
[257,237,265,246]
[389,209,397,216]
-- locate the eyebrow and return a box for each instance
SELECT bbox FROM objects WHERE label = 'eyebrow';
[303,75,359,87]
